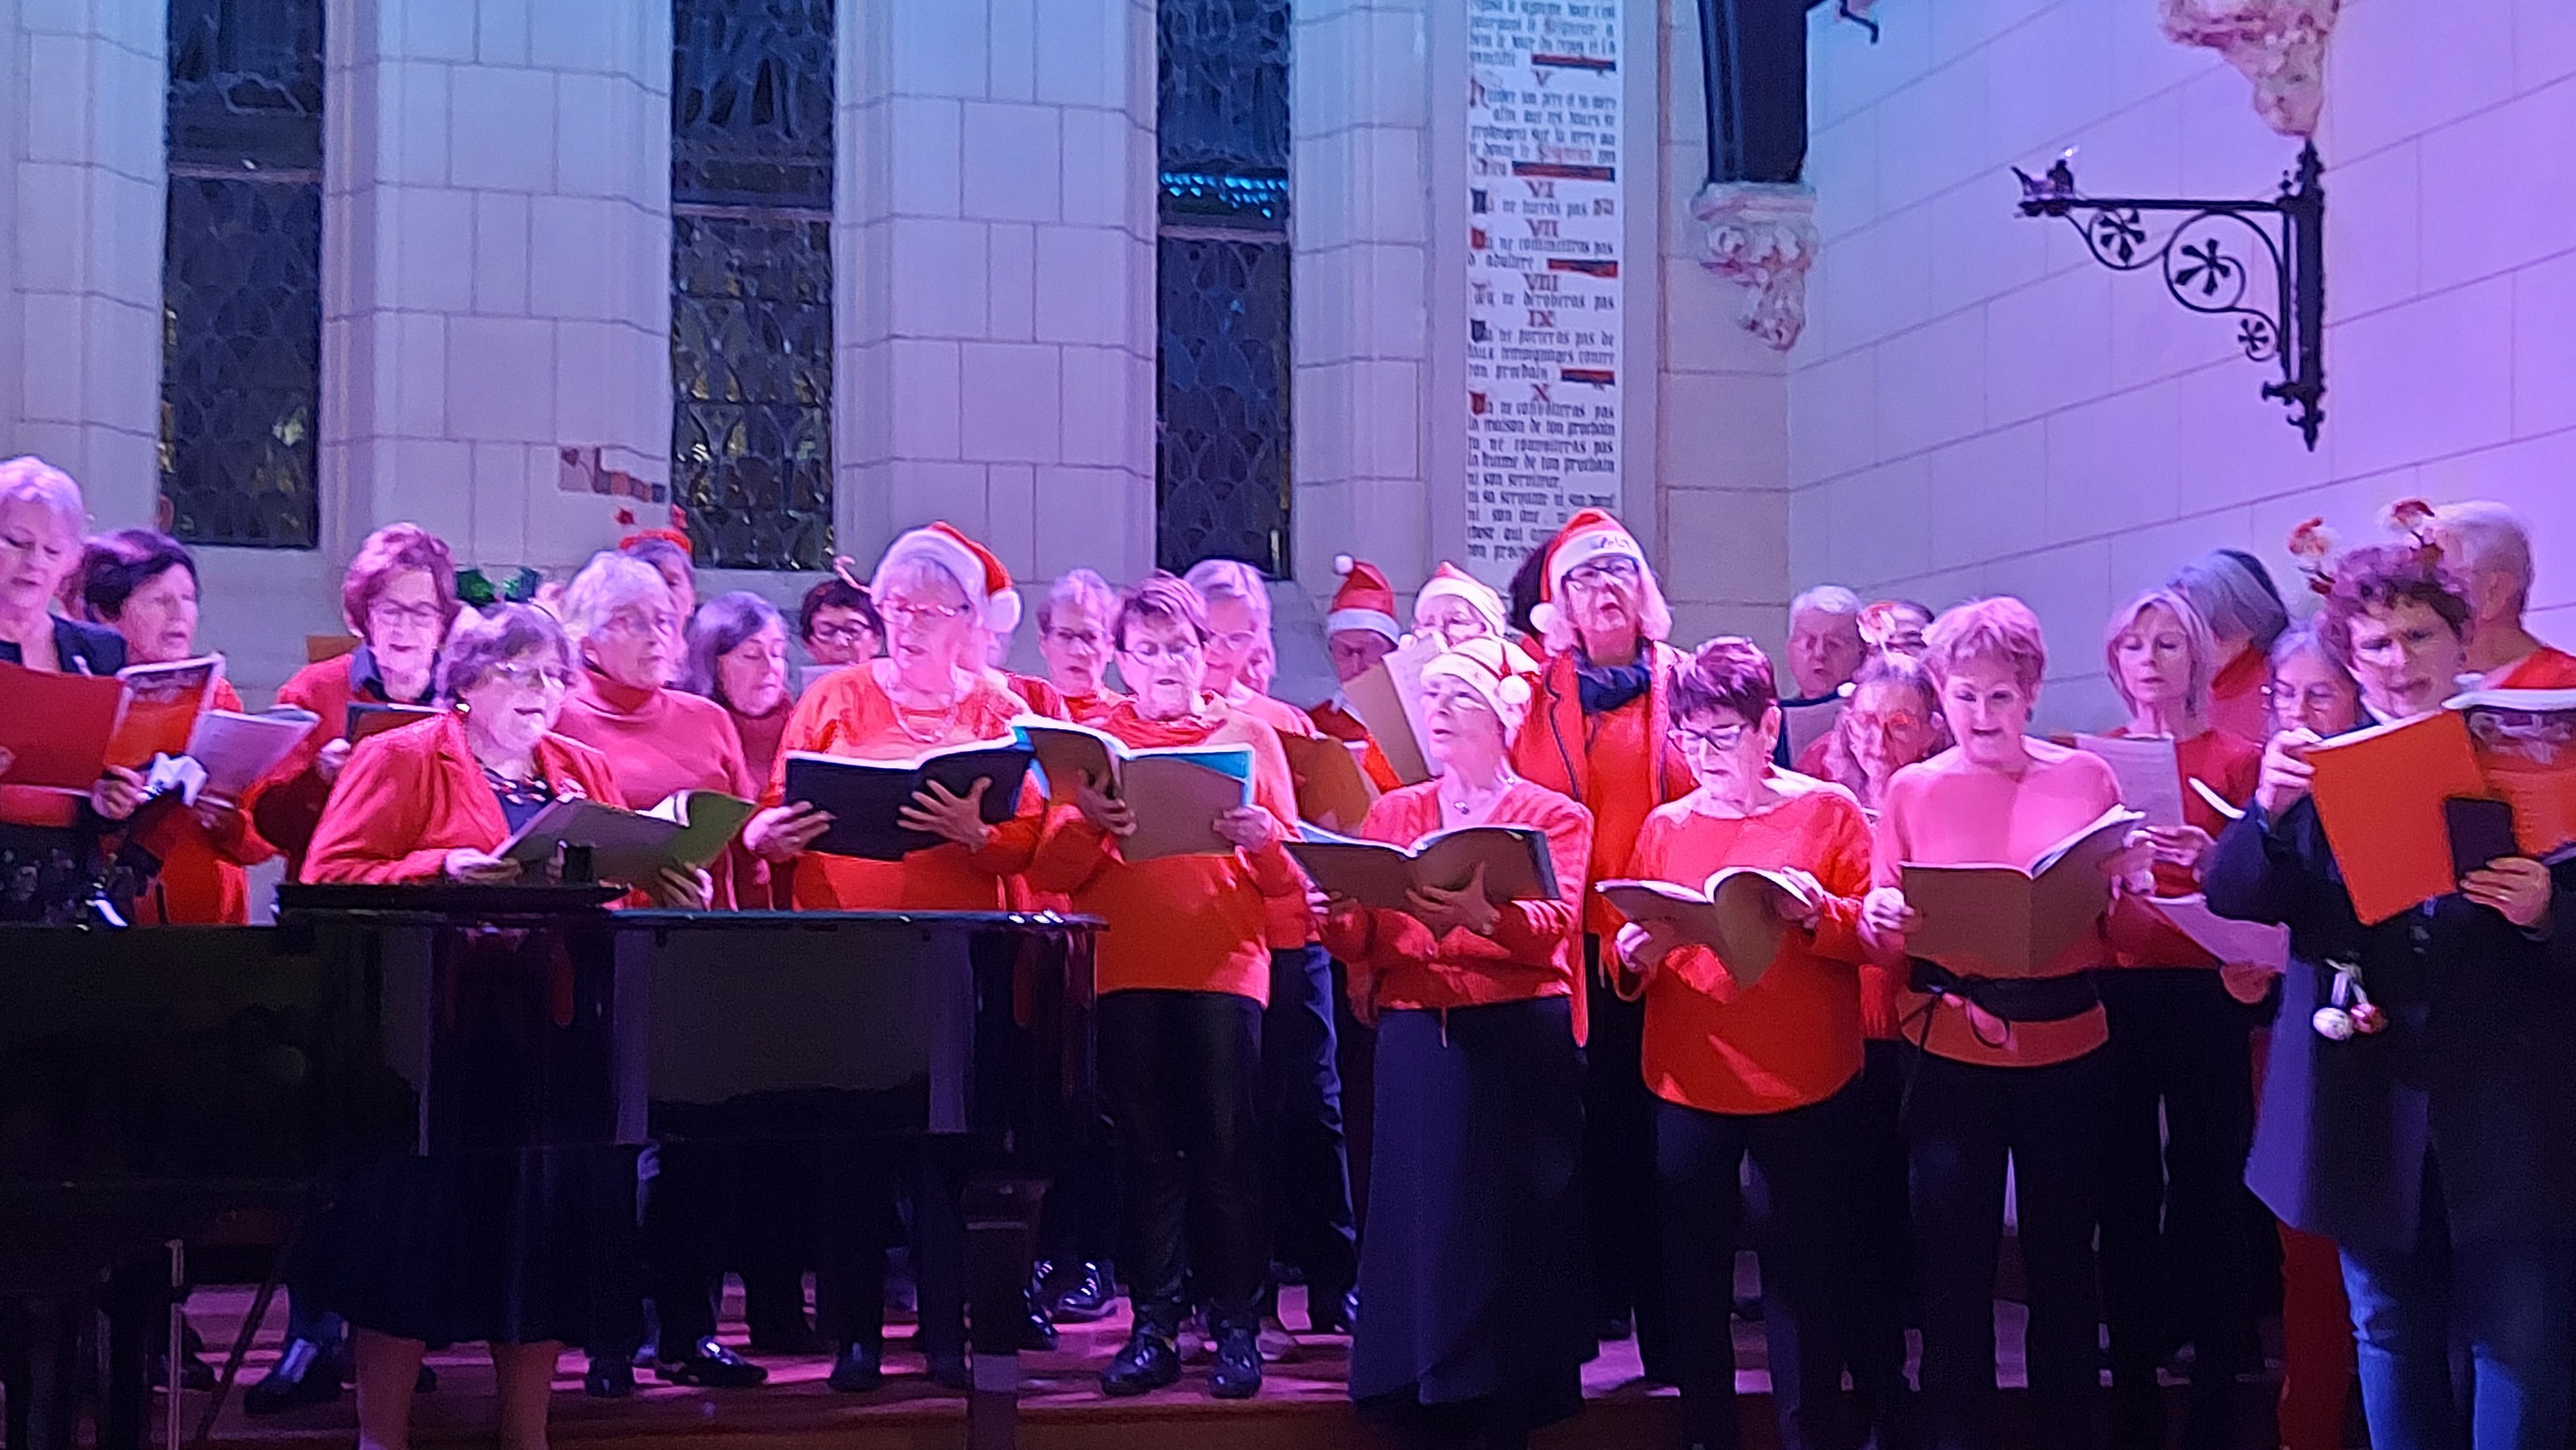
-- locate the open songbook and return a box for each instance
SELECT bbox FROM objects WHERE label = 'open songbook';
[0,655,223,792]
[1014,718,1255,862]
[497,789,758,883]
[143,707,321,807]
[781,741,1035,862]
[1288,822,1559,912]
[346,701,441,742]
[1595,868,1814,991]
[1279,733,1379,834]
[1899,805,2145,978]
[1338,635,1439,786]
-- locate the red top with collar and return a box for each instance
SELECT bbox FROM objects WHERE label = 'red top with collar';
[2208,646,2272,746]
[1508,643,1697,937]
[723,697,793,907]
[761,663,1042,913]
[2488,646,2576,689]
[1317,780,1592,1017]
[301,713,623,884]
[1027,698,1304,1004]
[254,648,435,879]
[1060,689,1127,727]
[132,678,278,925]
[1623,774,1875,1115]
[554,671,758,908]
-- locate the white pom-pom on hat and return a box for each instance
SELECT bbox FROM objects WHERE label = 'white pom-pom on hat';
[1333,554,1356,577]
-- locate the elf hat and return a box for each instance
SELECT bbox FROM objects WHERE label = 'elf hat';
[881,521,1022,636]
[1326,555,1401,643]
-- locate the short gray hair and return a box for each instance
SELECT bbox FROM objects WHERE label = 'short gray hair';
[1790,584,1862,621]
[1039,568,1120,633]
[561,551,672,645]
[2427,501,2536,609]
[438,604,574,697]
[1182,558,1272,625]
[0,456,87,543]
[2168,549,2288,652]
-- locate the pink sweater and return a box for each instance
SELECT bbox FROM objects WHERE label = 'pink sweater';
[555,671,758,908]
[1870,740,2123,1068]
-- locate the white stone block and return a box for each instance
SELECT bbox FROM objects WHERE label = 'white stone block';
[389,186,477,312]
[1981,268,2111,428]
[478,0,531,66]
[959,342,1062,463]
[2332,276,2515,477]
[1874,56,1992,217]
[988,0,1038,102]
[987,222,1037,340]
[1057,106,1138,228]
[1785,347,1877,486]
[1360,124,1428,247]
[1030,464,1145,577]
[13,163,87,294]
[961,102,1062,223]
[1057,343,1138,468]
[404,0,478,64]
[392,438,476,547]
[1983,537,2115,683]
[449,65,558,191]
[2519,0,2576,94]
[394,312,447,438]
[1348,359,1422,479]
[1925,421,2047,572]
[1980,1,2111,167]
[2326,0,2512,160]
[387,62,454,187]
[472,191,532,314]
[553,319,632,446]
[445,314,559,442]
[2324,139,2421,321]
[1033,225,1131,343]
[530,0,611,72]
[465,441,531,564]
[2169,359,2330,515]
[1294,363,1354,486]
[1035,0,1123,108]
[528,195,623,321]
[2421,80,2576,296]
[21,33,92,164]
[78,294,152,428]
[1664,487,1790,606]
[2040,381,2182,546]
[1876,309,1990,458]
[1824,455,1933,591]
[554,70,639,200]
[890,337,964,459]
[890,0,992,100]
[983,462,1038,572]
[1659,371,1791,492]
[883,458,993,530]
[887,217,991,337]
[888,97,965,216]
[2515,249,2576,440]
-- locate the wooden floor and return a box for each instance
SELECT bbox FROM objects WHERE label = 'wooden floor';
[159,1278,2308,1450]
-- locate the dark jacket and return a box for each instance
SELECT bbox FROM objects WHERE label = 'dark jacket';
[0,616,126,675]
[2208,798,2576,1252]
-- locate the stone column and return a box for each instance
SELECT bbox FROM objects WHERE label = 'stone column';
[324,0,671,569]
[6,0,164,523]
[838,0,1160,598]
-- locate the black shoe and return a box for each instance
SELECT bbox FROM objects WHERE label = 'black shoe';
[1099,1327,1180,1397]
[583,1355,635,1399]
[655,1338,769,1388]
[745,1319,828,1356]
[826,1341,883,1394]
[1308,1287,1358,1336]
[1019,1293,1059,1352]
[242,1338,347,1416]
[926,1352,973,1392]
[152,1350,218,1392]
[1051,1261,1116,1321]
[1209,1325,1262,1399]
[1596,1314,1632,1343]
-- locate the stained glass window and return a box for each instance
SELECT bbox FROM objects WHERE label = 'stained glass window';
[1157,0,1292,577]
[671,0,835,569]
[160,0,324,549]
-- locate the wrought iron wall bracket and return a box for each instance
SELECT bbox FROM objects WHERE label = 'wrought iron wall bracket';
[2014,141,2325,449]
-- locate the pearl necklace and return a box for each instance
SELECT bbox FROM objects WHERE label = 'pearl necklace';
[1442,774,1516,819]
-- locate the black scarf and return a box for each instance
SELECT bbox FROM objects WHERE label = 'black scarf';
[1573,651,1652,715]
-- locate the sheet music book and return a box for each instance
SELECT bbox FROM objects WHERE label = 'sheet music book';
[1289,822,1558,913]
[1899,806,2144,978]
[1598,867,1812,991]
[781,742,1035,862]
[1013,718,1256,862]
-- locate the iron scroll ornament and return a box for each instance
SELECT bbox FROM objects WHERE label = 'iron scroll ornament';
[2015,142,2325,450]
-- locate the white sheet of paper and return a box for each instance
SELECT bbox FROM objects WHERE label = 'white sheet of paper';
[2075,733,2186,828]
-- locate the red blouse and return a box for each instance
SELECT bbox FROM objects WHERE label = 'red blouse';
[301,713,623,884]
[132,678,278,925]
[1317,780,1592,1017]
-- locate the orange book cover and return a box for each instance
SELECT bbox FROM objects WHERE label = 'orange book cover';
[102,656,222,772]
[0,661,124,791]
[2308,710,2489,925]
[2452,689,2576,858]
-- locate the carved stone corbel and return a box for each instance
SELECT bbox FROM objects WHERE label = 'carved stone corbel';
[1691,181,1819,351]
[2160,0,2341,137]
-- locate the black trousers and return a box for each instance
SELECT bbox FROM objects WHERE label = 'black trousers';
[2097,971,2256,1445]
[639,1144,734,1350]
[1581,937,1666,1368]
[812,1143,966,1360]
[1847,1038,1916,1440]
[1101,988,1267,1335]
[1905,1045,2108,1450]
[1656,1080,1863,1450]
[1265,945,1358,1303]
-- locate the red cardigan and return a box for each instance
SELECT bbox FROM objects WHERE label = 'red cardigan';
[132,679,278,925]
[1317,780,1592,1019]
[301,713,624,884]
[1508,642,1697,937]
[254,650,433,878]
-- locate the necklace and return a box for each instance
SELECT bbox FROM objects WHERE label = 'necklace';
[1443,774,1515,819]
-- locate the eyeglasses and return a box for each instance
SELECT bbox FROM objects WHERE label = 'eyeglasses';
[1846,709,1928,736]
[878,598,969,625]
[600,609,676,638]
[1045,628,1108,651]
[2263,683,2350,712]
[1122,638,1203,663]
[1206,628,1262,653]
[489,662,576,692]
[1669,721,1752,753]
[1563,556,1642,592]
[369,601,446,628]
[808,622,875,646]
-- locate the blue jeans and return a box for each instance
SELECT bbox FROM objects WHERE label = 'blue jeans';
[2339,1168,2576,1450]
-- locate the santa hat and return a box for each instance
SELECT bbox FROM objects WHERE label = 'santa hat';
[1326,555,1401,643]
[1530,508,1646,635]
[1413,561,1508,636]
[1419,636,1537,731]
[881,521,1022,636]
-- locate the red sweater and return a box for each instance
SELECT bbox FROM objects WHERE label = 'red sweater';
[1061,689,1127,727]
[1622,777,1874,1115]
[1027,699,1304,1004]
[302,713,623,884]
[132,679,277,925]
[253,649,434,879]
[762,663,1041,911]
[725,698,793,908]
[555,672,757,908]
[2208,647,2271,747]
[1317,780,1592,1017]
[1508,644,1697,937]
[2491,645,2576,689]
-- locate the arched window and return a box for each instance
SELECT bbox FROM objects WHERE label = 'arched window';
[160,0,324,549]
[1156,0,1292,576]
[670,0,835,570]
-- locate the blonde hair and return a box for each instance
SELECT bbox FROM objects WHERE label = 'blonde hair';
[2103,587,2218,720]
[1923,596,2048,693]
[0,456,87,543]
[560,551,673,646]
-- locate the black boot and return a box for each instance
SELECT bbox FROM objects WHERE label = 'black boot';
[826,1340,883,1394]
[1099,1325,1180,1397]
[1051,1260,1117,1321]
[241,1338,346,1415]
[1209,1323,1262,1399]
[582,1353,635,1399]
[655,1337,769,1388]
[1308,1286,1358,1336]
[1019,1289,1059,1352]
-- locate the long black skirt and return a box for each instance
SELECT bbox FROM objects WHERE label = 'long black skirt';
[295,1145,639,1349]
[1351,997,1592,1436]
